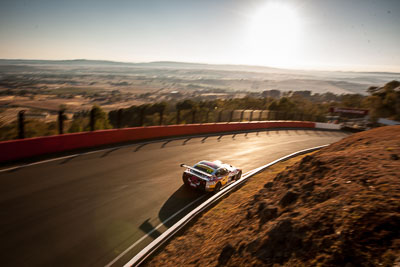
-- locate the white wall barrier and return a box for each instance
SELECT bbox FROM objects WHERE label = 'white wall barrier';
[315,122,341,130]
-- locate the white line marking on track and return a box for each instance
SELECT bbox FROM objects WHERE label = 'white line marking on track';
[0,139,166,173]
[104,194,207,267]
[0,149,108,173]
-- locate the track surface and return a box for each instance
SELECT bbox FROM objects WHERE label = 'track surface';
[0,129,349,266]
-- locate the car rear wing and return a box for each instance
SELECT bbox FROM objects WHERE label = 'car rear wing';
[180,164,213,178]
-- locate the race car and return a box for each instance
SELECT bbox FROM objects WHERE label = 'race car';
[181,160,242,192]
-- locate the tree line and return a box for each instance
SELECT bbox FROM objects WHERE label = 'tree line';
[1,80,399,141]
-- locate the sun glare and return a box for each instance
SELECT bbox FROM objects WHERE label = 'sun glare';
[245,2,301,67]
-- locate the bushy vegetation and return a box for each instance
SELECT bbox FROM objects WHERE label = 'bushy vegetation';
[0,120,58,140]
[364,80,400,121]
[1,80,399,141]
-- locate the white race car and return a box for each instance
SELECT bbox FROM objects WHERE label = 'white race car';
[181,160,242,192]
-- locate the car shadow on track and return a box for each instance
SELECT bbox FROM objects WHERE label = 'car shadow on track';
[158,185,210,228]
[139,219,162,240]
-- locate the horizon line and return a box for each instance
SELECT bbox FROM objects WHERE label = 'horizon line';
[1,57,399,75]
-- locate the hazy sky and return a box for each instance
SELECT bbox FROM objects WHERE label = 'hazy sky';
[1,0,399,72]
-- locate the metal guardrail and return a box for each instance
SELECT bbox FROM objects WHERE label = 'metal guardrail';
[124,144,329,267]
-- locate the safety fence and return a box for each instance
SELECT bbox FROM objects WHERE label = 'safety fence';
[2,108,327,140]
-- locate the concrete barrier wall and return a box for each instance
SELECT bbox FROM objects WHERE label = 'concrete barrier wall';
[0,121,316,162]
[315,122,341,130]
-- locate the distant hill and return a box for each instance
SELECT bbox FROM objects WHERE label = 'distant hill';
[1,59,399,95]
[1,58,399,76]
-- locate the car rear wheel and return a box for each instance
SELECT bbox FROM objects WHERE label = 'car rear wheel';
[235,170,242,180]
[214,182,222,193]
[183,175,190,187]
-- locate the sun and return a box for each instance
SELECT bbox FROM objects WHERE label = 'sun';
[245,2,301,67]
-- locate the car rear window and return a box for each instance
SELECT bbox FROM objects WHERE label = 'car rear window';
[200,161,219,169]
[194,164,214,174]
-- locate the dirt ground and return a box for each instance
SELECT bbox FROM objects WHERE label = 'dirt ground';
[146,126,400,267]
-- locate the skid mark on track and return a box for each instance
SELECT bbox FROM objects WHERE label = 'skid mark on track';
[134,144,147,152]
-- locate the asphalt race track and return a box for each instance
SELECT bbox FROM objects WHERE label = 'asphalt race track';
[0,129,349,266]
